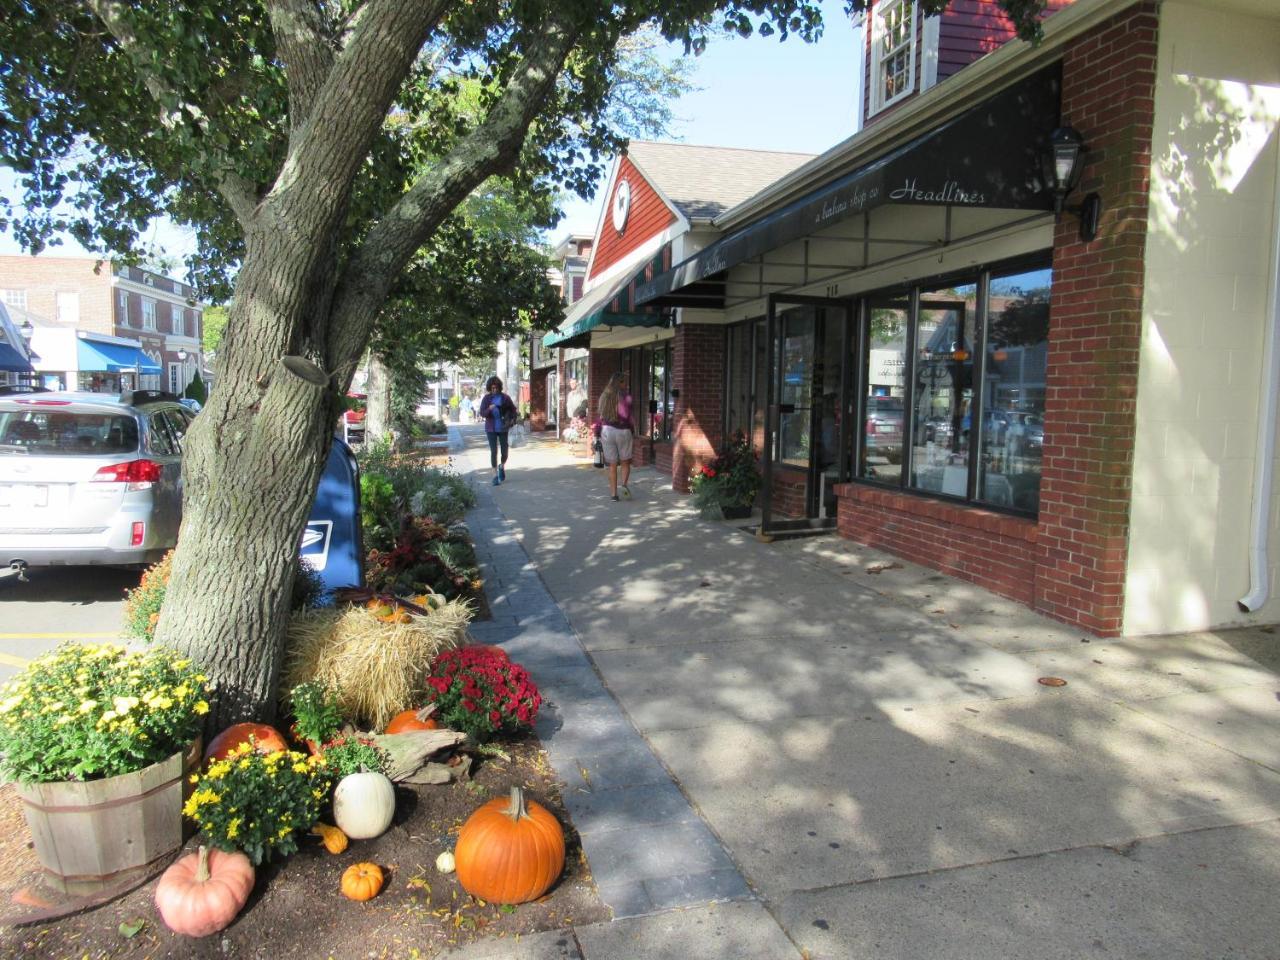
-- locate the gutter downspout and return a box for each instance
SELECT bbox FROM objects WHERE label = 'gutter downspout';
[1238,149,1280,613]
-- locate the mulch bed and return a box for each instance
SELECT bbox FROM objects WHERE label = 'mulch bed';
[0,734,608,959]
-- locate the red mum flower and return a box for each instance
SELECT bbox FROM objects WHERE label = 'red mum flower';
[462,699,477,713]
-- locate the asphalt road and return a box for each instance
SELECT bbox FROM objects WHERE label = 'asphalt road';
[0,566,136,685]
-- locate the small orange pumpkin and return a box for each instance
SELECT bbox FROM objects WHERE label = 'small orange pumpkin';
[455,786,564,904]
[204,723,288,764]
[154,845,255,937]
[310,822,348,855]
[384,706,439,734]
[341,862,384,901]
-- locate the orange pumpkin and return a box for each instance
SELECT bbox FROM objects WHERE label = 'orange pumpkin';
[455,786,564,904]
[384,707,439,734]
[341,862,384,901]
[154,845,255,937]
[204,723,288,763]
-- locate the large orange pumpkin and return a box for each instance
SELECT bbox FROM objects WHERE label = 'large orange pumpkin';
[204,723,288,763]
[455,786,564,904]
[155,845,255,937]
[384,707,439,734]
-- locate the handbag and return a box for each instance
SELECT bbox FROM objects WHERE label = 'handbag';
[500,400,517,432]
[592,437,605,468]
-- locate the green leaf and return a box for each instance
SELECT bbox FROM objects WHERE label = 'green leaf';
[119,918,146,938]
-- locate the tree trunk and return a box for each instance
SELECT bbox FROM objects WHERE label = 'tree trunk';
[365,355,393,448]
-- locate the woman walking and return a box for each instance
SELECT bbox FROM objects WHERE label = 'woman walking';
[478,376,517,485]
[593,372,634,502]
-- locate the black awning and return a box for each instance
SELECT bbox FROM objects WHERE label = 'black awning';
[637,64,1062,307]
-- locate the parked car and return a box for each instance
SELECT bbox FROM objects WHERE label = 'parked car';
[0,390,193,574]
[864,395,904,463]
[178,397,202,413]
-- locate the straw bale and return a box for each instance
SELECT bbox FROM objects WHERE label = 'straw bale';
[283,599,471,730]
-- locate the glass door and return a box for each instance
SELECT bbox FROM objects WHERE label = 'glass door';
[761,295,852,536]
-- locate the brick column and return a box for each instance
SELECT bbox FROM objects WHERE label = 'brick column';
[588,349,621,421]
[529,369,548,432]
[670,324,726,493]
[1034,3,1158,635]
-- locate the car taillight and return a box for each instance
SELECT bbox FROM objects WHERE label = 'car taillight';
[92,460,162,484]
[131,522,145,546]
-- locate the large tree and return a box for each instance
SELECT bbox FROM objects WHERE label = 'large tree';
[0,0,1048,726]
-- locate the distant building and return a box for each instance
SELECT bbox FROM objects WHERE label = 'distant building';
[0,256,205,394]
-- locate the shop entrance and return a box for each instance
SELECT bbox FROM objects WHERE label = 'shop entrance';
[760,295,853,538]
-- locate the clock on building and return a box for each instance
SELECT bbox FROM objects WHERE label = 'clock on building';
[611,178,632,233]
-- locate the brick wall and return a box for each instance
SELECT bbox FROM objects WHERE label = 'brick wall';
[670,324,726,494]
[0,256,114,335]
[770,469,808,519]
[555,351,566,429]
[1032,2,1157,635]
[654,441,673,478]
[836,484,1041,604]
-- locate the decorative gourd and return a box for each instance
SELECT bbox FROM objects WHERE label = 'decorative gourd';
[332,771,395,839]
[310,822,349,855]
[455,786,565,904]
[154,845,255,937]
[385,707,439,734]
[341,862,384,901]
[204,723,288,763]
[435,850,456,874]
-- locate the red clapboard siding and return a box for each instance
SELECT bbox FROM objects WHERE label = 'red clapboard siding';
[938,0,1075,82]
[588,156,677,282]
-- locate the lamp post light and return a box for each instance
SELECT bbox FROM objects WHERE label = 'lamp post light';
[1042,125,1102,243]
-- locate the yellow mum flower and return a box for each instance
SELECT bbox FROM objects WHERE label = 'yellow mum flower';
[227,818,241,839]
[292,761,310,774]
[194,700,210,715]
[112,695,139,715]
[0,696,23,714]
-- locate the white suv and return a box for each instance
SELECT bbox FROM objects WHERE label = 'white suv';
[0,389,192,574]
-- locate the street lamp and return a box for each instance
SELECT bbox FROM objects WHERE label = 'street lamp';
[1042,126,1102,243]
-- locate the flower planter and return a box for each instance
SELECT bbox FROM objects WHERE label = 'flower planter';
[721,504,753,520]
[14,738,201,896]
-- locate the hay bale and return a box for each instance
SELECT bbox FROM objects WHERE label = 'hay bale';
[283,599,471,730]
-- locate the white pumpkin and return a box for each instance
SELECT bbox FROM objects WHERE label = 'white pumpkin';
[332,771,396,840]
[435,850,456,874]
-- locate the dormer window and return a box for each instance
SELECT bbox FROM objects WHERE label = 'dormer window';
[871,0,917,115]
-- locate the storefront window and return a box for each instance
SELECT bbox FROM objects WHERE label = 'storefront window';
[777,307,814,468]
[860,297,909,483]
[852,256,1051,517]
[909,281,977,498]
[977,266,1050,512]
[645,342,672,442]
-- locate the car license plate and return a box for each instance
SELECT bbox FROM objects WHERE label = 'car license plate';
[0,484,49,508]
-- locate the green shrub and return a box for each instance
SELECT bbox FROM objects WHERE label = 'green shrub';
[288,680,343,745]
[320,735,391,778]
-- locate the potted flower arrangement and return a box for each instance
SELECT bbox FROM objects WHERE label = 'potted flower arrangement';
[689,430,761,520]
[423,647,541,744]
[0,642,210,893]
[183,742,331,865]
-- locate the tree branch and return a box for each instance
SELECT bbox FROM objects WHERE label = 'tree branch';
[265,0,336,129]
[84,0,259,224]
[325,9,583,371]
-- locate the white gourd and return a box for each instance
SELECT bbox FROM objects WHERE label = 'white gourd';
[333,771,395,839]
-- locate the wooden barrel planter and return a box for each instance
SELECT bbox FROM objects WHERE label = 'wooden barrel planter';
[14,738,201,896]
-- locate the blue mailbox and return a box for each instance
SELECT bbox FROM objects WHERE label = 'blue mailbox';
[301,436,365,600]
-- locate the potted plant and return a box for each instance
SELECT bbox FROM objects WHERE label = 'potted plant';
[183,742,331,865]
[287,680,343,754]
[689,431,762,520]
[0,642,210,893]
[422,647,541,744]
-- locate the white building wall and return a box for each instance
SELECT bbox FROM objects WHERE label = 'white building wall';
[1125,2,1280,634]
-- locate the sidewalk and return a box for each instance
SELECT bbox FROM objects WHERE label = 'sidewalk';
[449,425,1280,959]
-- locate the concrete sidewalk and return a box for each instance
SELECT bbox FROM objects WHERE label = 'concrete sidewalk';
[448,426,1280,960]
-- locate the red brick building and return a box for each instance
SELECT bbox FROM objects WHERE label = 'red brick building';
[0,256,205,394]
[562,0,1280,639]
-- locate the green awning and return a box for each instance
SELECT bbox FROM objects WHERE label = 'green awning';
[542,248,670,350]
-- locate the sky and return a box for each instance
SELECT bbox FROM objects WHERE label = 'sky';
[0,2,862,267]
